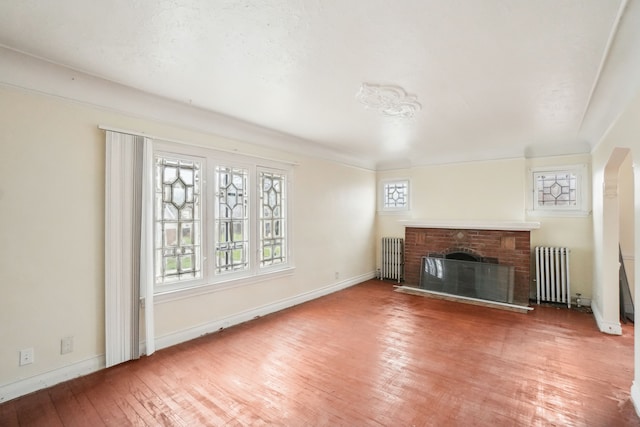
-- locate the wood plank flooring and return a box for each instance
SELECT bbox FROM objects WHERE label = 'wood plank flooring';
[1,279,639,426]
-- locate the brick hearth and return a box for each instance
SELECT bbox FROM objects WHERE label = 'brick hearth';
[404,227,531,306]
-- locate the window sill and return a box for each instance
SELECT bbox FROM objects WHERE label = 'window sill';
[153,266,296,304]
[526,209,591,218]
[377,209,411,216]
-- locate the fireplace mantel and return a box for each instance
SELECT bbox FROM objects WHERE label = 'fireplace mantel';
[399,220,540,232]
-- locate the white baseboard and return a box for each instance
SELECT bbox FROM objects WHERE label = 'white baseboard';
[591,300,622,335]
[0,355,105,403]
[154,271,375,351]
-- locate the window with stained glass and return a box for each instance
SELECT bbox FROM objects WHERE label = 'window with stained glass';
[152,140,293,294]
[259,170,286,267]
[529,164,589,216]
[215,166,249,273]
[154,155,202,285]
[534,171,577,207]
[380,179,410,211]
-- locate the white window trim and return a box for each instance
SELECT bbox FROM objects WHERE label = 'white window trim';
[154,267,295,304]
[152,139,295,298]
[378,178,411,214]
[527,164,591,217]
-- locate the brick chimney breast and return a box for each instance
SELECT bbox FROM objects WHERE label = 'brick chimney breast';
[404,227,531,306]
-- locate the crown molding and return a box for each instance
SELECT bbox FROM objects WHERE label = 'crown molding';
[0,46,377,170]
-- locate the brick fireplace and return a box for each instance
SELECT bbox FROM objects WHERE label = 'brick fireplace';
[403,222,538,306]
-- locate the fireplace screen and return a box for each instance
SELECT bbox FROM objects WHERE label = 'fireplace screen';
[418,257,515,304]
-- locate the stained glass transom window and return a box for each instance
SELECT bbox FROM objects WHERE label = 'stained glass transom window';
[535,172,577,207]
[383,181,409,209]
[259,170,286,267]
[215,166,249,273]
[154,156,202,284]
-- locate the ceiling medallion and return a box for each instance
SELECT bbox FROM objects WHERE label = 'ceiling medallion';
[356,83,421,119]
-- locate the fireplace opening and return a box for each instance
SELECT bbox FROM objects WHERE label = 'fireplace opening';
[417,255,515,305]
[445,252,480,262]
[429,250,499,264]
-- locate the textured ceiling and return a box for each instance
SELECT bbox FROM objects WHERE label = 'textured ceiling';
[1,0,640,169]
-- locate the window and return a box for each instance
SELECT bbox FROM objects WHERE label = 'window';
[534,171,577,207]
[153,142,293,294]
[215,166,249,274]
[259,169,287,267]
[529,165,589,216]
[154,155,202,285]
[379,179,410,212]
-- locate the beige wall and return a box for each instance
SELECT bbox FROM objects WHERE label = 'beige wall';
[528,217,593,299]
[591,88,640,334]
[376,158,526,240]
[0,86,376,391]
[376,155,594,300]
[0,89,105,388]
[154,158,377,340]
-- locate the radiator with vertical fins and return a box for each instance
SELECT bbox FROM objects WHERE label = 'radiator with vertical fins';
[381,237,403,283]
[535,246,571,307]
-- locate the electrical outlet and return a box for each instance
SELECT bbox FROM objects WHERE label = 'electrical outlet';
[19,348,34,366]
[61,336,74,355]
[335,271,339,279]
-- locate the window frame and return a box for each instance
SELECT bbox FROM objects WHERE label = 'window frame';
[528,164,590,217]
[378,178,411,214]
[152,140,294,298]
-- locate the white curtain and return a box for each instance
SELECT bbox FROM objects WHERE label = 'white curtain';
[105,130,154,367]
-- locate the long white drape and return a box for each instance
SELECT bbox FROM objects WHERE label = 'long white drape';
[105,131,154,367]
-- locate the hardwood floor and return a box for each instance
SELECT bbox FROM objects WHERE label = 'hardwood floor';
[1,279,639,426]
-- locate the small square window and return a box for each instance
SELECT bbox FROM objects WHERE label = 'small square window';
[534,171,577,207]
[529,165,589,216]
[380,179,410,212]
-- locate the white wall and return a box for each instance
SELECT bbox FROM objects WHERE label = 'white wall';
[0,86,376,400]
[619,154,635,301]
[591,89,640,336]
[376,156,594,300]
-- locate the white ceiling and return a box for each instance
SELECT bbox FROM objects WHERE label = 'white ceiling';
[1,0,640,170]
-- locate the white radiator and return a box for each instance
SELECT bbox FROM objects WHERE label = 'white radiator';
[381,237,403,283]
[535,247,571,307]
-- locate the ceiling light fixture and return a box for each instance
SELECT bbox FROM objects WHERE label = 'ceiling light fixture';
[356,83,421,119]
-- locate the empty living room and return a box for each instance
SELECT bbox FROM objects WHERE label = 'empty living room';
[2,1,640,425]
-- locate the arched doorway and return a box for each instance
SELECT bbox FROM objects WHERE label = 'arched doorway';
[597,148,633,334]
